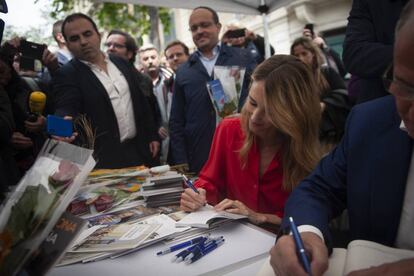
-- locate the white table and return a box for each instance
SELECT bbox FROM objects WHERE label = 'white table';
[49,222,276,276]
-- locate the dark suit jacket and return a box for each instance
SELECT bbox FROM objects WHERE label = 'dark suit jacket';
[52,55,159,169]
[282,96,412,248]
[342,0,407,103]
[169,44,256,173]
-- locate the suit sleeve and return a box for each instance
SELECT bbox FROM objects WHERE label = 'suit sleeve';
[0,87,14,144]
[342,0,393,77]
[51,67,82,118]
[169,75,188,165]
[194,121,228,204]
[281,108,354,246]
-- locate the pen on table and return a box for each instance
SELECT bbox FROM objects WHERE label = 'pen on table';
[183,174,199,194]
[289,217,312,276]
[157,235,209,256]
[185,238,225,264]
[183,236,224,262]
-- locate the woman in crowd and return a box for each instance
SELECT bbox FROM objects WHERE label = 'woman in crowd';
[180,55,321,228]
[291,37,351,149]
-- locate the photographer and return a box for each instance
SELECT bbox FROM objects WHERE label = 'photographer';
[0,37,56,174]
[303,24,347,79]
[222,25,275,64]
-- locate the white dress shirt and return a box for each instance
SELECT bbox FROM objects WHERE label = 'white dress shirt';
[196,43,221,77]
[81,54,137,142]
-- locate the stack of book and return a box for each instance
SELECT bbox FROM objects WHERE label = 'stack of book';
[141,172,185,207]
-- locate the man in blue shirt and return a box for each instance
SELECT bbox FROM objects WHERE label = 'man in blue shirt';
[169,6,256,174]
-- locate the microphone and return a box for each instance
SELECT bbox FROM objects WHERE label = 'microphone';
[27,91,46,122]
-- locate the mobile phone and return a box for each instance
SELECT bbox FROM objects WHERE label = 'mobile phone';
[47,115,73,137]
[19,40,46,60]
[304,23,314,36]
[226,28,246,39]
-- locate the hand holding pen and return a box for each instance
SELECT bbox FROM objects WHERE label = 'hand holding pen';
[180,175,207,212]
[289,217,312,276]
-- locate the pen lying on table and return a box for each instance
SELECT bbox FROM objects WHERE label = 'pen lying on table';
[156,235,210,255]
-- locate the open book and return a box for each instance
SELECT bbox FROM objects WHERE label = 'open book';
[256,239,414,276]
[175,205,247,228]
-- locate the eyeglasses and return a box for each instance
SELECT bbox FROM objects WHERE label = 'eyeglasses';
[189,21,215,32]
[104,42,126,49]
[383,64,414,101]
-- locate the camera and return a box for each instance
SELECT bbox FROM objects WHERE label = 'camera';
[18,40,46,71]
[226,28,246,39]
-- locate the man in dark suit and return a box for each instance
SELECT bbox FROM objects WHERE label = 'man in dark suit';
[169,6,256,174]
[52,13,159,169]
[270,2,414,275]
[343,0,408,103]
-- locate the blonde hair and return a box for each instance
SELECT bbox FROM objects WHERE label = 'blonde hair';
[291,37,330,95]
[239,55,322,191]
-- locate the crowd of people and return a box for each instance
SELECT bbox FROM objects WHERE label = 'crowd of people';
[1,0,414,274]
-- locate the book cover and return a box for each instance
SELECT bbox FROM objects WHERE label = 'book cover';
[24,211,87,275]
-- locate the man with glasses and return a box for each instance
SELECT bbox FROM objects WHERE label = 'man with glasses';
[169,6,256,174]
[269,1,414,275]
[105,30,138,66]
[52,13,160,169]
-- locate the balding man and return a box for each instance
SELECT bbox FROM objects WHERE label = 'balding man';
[169,6,256,174]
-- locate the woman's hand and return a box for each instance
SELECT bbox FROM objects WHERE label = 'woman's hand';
[214,198,267,224]
[180,188,207,212]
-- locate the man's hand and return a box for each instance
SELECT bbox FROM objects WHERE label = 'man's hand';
[50,116,77,143]
[11,132,33,149]
[25,115,46,133]
[158,127,168,140]
[348,258,414,276]
[42,48,59,73]
[180,188,207,212]
[149,141,160,158]
[270,232,328,276]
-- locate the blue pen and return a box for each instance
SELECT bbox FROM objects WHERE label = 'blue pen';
[184,237,224,262]
[183,174,199,194]
[185,239,225,264]
[156,235,208,255]
[174,236,222,262]
[289,217,312,275]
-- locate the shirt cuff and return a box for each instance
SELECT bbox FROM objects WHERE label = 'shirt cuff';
[296,225,325,242]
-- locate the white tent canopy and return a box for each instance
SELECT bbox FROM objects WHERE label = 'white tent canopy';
[93,0,293,57]
[94,0,292,15]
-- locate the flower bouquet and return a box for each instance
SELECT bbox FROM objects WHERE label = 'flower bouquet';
[0,139,95,276]
[207,65,246,124]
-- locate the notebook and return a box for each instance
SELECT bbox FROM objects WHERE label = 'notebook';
[175,205,247,228]
[256,239,414,276]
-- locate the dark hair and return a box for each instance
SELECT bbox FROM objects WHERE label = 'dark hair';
[164,40,190,57]
[52,20,64,39]
[108,29,138,63]
[61,13,99,41]
[396,0,414,34]
[193,6,219,24]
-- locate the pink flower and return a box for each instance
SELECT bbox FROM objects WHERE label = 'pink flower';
[50,160,80,188]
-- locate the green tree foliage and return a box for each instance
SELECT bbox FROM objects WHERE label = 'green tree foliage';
[47,0,171,46]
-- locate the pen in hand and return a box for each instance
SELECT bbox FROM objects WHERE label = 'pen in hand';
[289,217,312,276]
[183,174,199,194]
